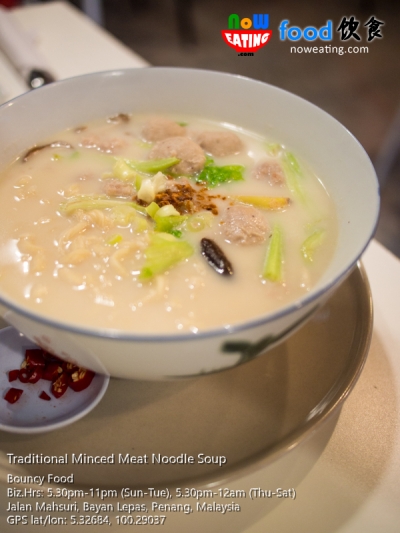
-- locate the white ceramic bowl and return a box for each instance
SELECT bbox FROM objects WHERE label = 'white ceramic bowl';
[0,68,379,380]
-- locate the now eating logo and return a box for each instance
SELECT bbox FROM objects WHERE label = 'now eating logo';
[221,14,272,53]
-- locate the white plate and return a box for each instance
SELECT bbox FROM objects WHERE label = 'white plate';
[0,327,109,433]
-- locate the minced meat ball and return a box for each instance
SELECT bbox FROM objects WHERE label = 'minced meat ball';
[252,159,285,186]
[196,130,243,157]
[221,204,268,245]
[148,136,206,176]
[141,117,186,142]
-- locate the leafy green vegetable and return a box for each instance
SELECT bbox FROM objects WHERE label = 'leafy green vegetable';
[263,144,308,205]
[262,225,283,282]
[196,160,244,188]
[111,159,140,183]
[186,211,214,232]
[140,233,193,280]
[154,214,188,234]
[281,151,306,204]
[301,229,325,262]
[60,196,147,216]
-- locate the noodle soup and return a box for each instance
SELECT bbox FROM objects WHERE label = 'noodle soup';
[0,114,337,334]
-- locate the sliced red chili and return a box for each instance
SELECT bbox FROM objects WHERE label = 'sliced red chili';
[62,362,79,375]
[39,391,51,401]
[5,350,96,406]
[18,368,32,384]
[51,373,69,398]
[69,368,95,392]
[25,349,46,367]
[27,367,43,384]
[18,366,43,384]
[8,369,20,382]
[4,388,23,404]
[42,362,63,381]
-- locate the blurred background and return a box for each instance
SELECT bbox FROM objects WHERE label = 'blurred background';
[9,0,400,257]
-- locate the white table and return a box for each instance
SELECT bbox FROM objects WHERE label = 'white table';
[0,0,148,103]
[1,3,399,532]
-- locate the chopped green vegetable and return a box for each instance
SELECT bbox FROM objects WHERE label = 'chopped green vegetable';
[110,205,148,231]
[140,233,193,280]
[156,205,180,217]
[263,144,308,204]
[186,211,214,232]
[301,229,325,262]
[106,234,123,246]
[196,161,244,188]
[264,142,282,157]
[146,202,187,235]
[137,172,168,203]
[60,196,147,215]
[135,174,143,190]
[262,225,283,282]
[111,159,140,183]
[154,213,187,234]
[123,157,180,174]
[137,178,155,203]
[153,206,187,234]
[281,151,306,204]
[145,202,160,218]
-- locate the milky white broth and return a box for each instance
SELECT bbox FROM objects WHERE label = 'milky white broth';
[0,114,337,334]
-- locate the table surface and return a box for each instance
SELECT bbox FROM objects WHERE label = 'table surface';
[0,3,399,532]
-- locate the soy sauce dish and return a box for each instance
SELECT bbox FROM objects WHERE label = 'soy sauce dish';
[0,68,379,380]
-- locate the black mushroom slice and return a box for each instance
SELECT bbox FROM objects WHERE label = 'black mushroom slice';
[21,141,74,162]
[200,238,234,276]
